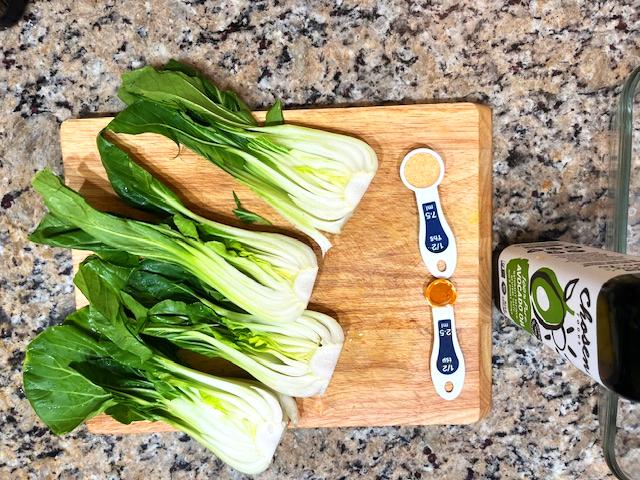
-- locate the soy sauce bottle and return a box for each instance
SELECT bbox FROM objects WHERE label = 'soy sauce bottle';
[0,0,27,30]
[493,241,640,401]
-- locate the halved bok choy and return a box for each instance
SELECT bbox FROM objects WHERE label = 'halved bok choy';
[30,168,312,324]
[108,60,378,253]
[77,254,344,397]
[96,133,318,306]
[23,312,295,475]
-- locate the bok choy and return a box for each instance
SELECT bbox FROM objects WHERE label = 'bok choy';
[108,60,378,253]
[30,168,313,324]
[77,254,343,397]
[23,314,295,474]
[96,134,318,305]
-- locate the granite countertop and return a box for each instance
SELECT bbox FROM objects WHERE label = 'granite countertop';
[1,1,639,478]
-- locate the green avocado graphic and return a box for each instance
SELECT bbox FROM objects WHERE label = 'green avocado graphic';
[529,267,574,330]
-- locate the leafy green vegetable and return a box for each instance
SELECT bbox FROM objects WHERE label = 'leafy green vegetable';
[264,99,284,126]
[73,259,152,366]
[82,255,344,397]
[24,61,353,476]
[22,325,117,435]
[23,320,293,474]
[118,63,256,127]
[110,60,378,254]
[29,213,113,252]
[97,133,316,304]
[232,191,272,225]
[161,60,256,123]
[172,214,200,239]
[96,134,185,216]
[31,168,309,323]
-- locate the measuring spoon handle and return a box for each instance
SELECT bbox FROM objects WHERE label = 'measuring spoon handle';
[430,304,465,400]
[415,189,457,278]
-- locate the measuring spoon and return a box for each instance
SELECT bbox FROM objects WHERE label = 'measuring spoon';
[399,148,457,278]
[424,278,465,400]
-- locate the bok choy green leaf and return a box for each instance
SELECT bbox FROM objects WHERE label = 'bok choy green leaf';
[232,191,272,225]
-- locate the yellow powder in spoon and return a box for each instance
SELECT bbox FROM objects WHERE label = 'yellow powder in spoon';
[403,152,441,188]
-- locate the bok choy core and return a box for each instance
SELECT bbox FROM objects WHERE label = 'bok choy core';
[31,167,313,324]
[108,60,378,253]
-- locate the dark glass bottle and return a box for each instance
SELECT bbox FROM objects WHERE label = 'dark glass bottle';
[493,241,640,402]
[0,0,27,30]
[596,274,640,401]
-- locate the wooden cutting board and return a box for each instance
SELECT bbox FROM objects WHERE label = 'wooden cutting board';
[59,103,492,433]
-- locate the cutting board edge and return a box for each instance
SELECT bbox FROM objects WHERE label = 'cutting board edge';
[59,101,490,128]
[477,103,493,421]
[85,403,489,434]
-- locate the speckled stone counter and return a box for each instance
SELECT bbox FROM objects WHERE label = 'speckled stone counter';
[1,1,639,478]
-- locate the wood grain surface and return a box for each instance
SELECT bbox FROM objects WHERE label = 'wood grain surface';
[59,103,493,432]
